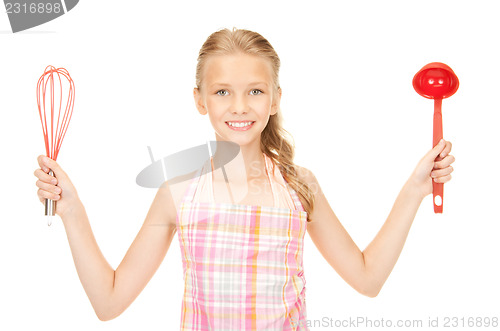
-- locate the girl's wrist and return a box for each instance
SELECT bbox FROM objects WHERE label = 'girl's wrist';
[60,196,84,222]
[404,175,427,202]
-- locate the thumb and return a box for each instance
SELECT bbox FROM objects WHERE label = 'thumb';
[41,156,66,178]
[425,139,446,162]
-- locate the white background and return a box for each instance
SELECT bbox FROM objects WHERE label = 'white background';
[1,0,499,330]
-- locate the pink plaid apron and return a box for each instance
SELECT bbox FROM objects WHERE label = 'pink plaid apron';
[176,152,309,330]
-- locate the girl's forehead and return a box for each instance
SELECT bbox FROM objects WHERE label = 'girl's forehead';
[203,53,274,84]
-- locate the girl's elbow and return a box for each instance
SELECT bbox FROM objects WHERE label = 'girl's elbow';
[97,309,121,322]
[353,286,380,298]
[354,279,382,298]
[97,313,110,322]
[95,301,122,321]
[96,309,112,321]
[361,286,381,298]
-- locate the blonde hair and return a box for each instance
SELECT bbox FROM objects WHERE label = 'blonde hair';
[195,27,315,221]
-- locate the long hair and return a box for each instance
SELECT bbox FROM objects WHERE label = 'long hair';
[195,27,315,221]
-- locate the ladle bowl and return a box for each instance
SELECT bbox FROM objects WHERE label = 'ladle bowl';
[413,62,459,99]
[413,62,459,213]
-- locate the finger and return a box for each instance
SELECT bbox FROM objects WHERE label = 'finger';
[425,139,447,163]
[434,155,456,169]
[439,141,453,158]
[431,166,453,178]
[433,174,452,184]
[36,179,62,195]
[37,188,61,201]
[38,155,64,178]
[37,155,50,173]
[34,168,58,185]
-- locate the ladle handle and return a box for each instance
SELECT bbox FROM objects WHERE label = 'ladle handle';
[433,98,443,213]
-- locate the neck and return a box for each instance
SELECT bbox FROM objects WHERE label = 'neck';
[212,138,267,183]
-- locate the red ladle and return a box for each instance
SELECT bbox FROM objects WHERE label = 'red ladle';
[413,62,459,213]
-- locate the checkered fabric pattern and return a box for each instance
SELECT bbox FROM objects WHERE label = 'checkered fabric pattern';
[176,153,309,330]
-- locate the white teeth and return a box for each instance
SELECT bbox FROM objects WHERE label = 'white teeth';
[227,121,253,127]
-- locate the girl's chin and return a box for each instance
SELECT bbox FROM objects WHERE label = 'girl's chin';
[214,134,260,147]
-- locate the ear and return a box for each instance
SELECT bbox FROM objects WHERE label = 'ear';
[271,87,282,116]
[193,87,207,115]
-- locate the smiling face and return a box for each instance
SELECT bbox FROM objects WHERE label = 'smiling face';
[194,53,280,148]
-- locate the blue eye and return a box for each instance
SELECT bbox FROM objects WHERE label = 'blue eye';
[250,89,263,95]
[216,90,228,96]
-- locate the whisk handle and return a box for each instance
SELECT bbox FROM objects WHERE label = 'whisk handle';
[44,198,55,216]
[44,170,56,225]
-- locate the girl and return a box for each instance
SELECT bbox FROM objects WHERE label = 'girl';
[34,28,455,330]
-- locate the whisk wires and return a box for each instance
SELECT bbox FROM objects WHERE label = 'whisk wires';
[36,65,75,161]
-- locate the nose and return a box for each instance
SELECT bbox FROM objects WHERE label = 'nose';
[231,94,248,114]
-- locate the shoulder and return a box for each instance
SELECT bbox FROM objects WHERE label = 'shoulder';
[294,164,320,188]
[166,170,199,207]
[151,170,199,227]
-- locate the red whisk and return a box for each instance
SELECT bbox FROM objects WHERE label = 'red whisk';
[37,65,75,226]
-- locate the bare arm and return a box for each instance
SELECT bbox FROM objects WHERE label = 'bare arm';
[35,156,180,321]
[300,140,455,297]
[65,188,177,321]
[306,175,422,297]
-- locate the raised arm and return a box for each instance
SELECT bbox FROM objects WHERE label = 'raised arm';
[35,156,180,321]
[300,139,454,297]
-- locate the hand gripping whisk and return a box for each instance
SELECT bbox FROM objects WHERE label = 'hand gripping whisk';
[36,65,75,226]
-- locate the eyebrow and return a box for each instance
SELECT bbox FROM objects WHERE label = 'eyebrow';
[210,82,269,88]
